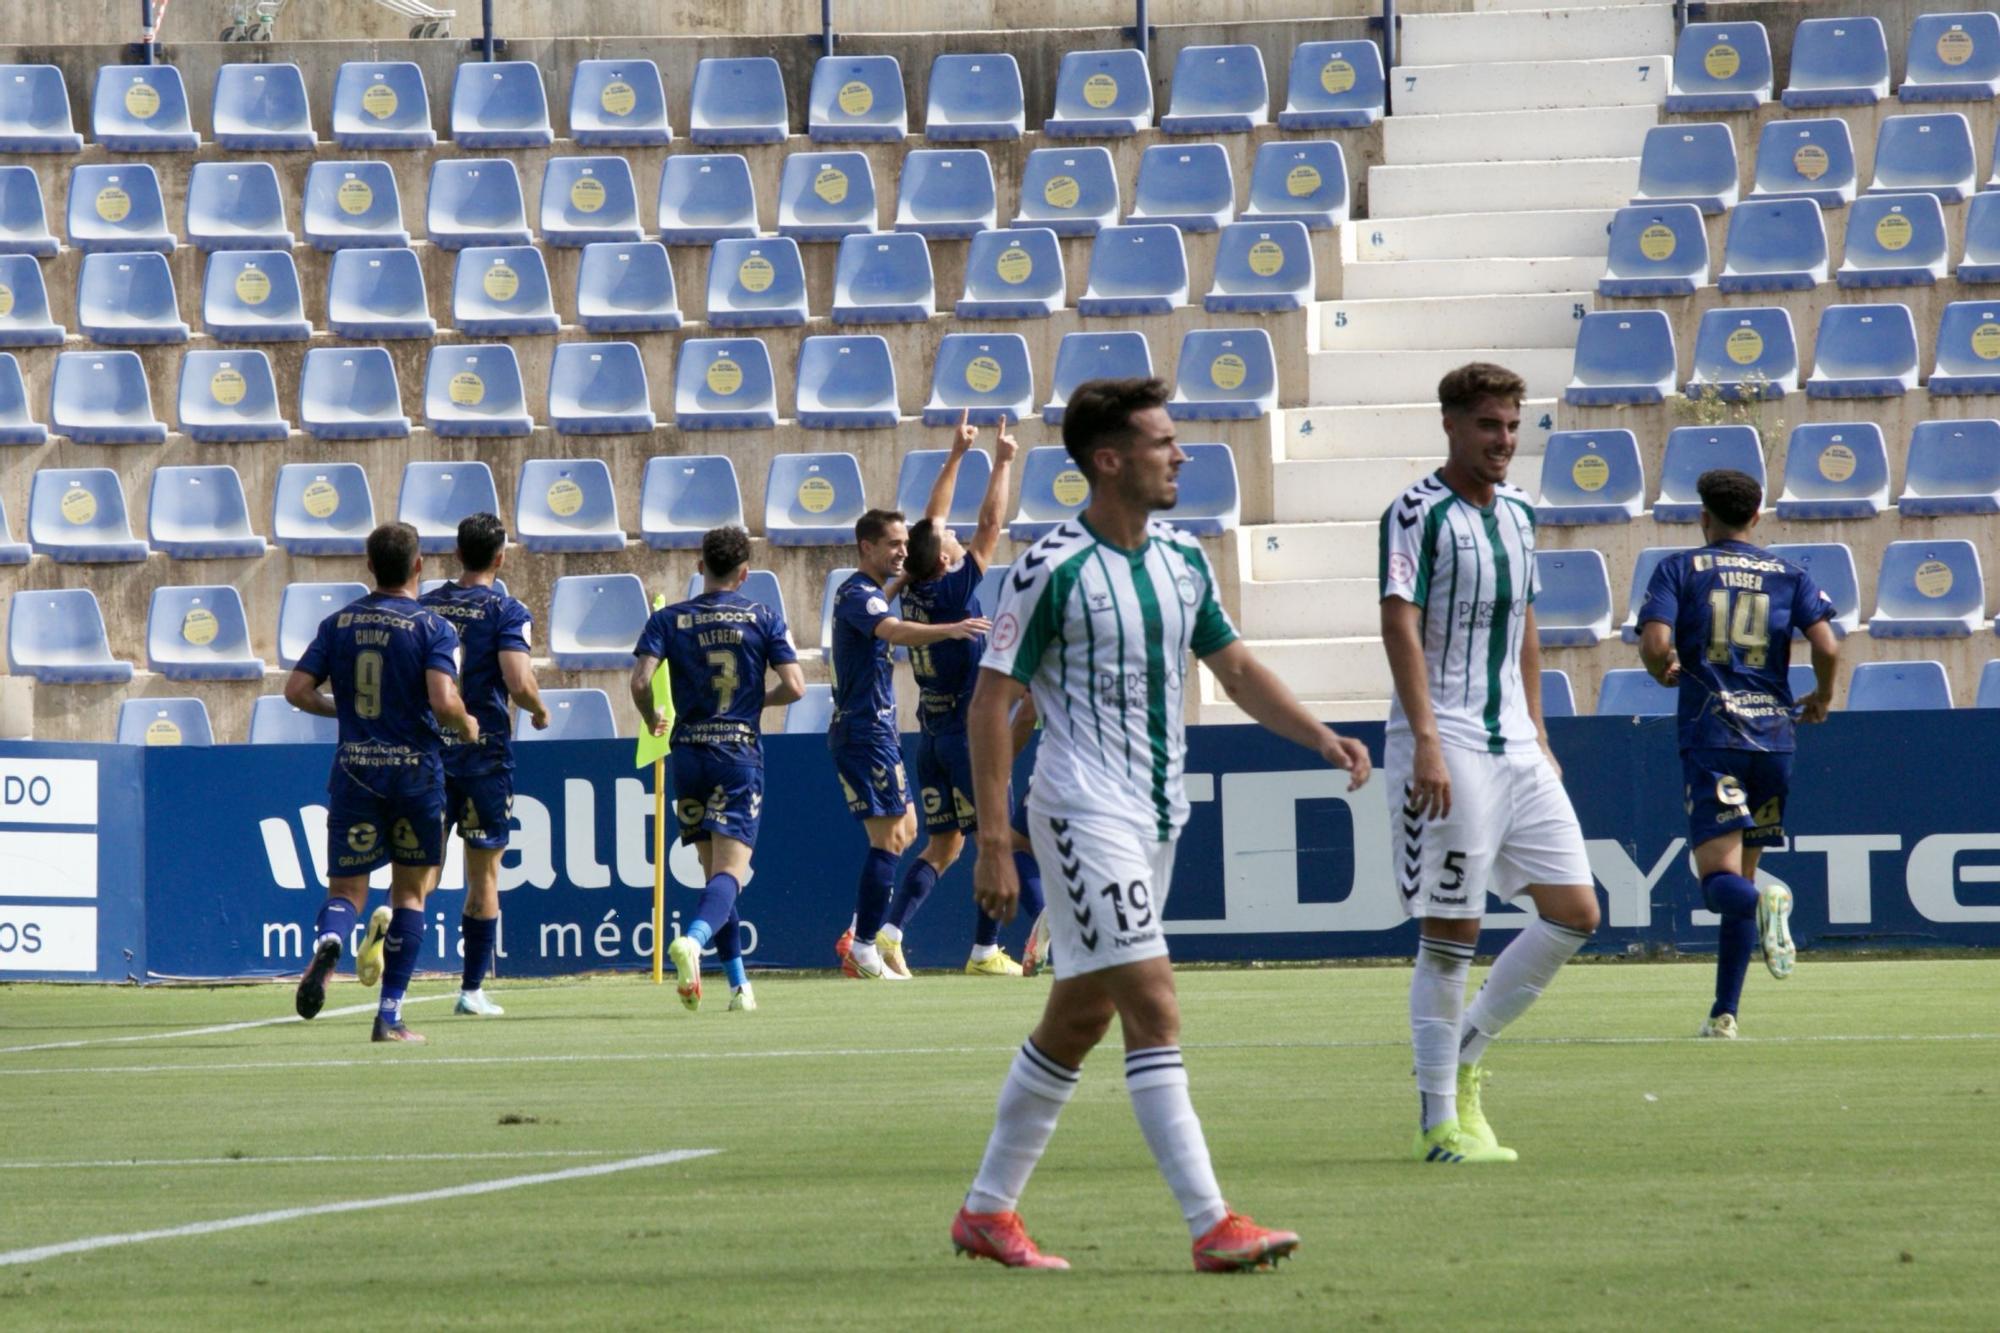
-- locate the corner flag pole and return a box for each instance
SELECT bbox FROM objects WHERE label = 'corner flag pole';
[635,592,675,986]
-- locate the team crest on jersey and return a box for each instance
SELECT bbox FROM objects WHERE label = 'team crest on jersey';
[1388,551,1415,585]
[991,612,1019,649]
[866,597,888,616]
[1176,573,1199,606]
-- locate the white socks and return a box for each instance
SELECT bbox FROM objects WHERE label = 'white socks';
[1125,1047,1228,1238]
[877,923,904,944]
[966,1041,1078,1214]
[968,943,998,961]
[1411,937,1474,1131]
[1461,917,1592,1066]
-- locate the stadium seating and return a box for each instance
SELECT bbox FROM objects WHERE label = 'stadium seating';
[1776,422,1889,519]
[1806,303,1918,398]
[302,161,408,250]
[976,562,1009,616]
[516,457,625,552]
[1787,665,1819,701]
[202,249,310,342]
[1016,146,1121,236]
[212,62,315,151]
[576,240,682,333]
[1162,442,1240,536]
[1899,418,2000,515]
[1927,301,2000,394]
[0,253,64,347]
[1633,123,1739,213]
[1045,330,1151,424]
[1838,193,1947,288]
[8,589,131,684]
[696,570,786,620]
[1748,118,1856,208]
[1784,16,1890,107]
[1769,542,1860,635]
[1168,328,1276,420]
[298,346,410,440]
[77,250,188,344]
[331,61,434,149]
[248,696,335,744]
[1533,550,1614,646]
[1847,660,1952,710]
[674,337,779,429]
[0,352,46,445]
[0,166,55,256]
[518,689,617,741]
[399,460,500,553]
[708,236,810,328]
[1279,40,1385,129]
[1564,311,1677,406]
[185,161,291,252]
[1869,113,1975,203]
[547,339,655,435]
[1079,224,1188,316]
[1596,668,1674,716]
[450,61,551,149]
[1161,44,1267,134]
[784,682,834,733]
[688,57,789,145]
[777,151,877,242]
[117,697,215,746]
[767,453,866,545]
[569,59,671,148]
[1869,539,1984,636]
[957,227,1065,318]
[1600,204,1709,297]
[148,464,265,558]
[452,245,560,336]
[177,349,288,443]
[49,351,167,444]
[639,455,742,549]
[923,53,1024,141]
[68,162,174,253]
[0,64,82,152]
[1540,670,1577,718]
[830,231,935,323]
[893,149,997,239]
[894,448,994,536]
[277,581,367,668]
[809,55,906,142]
[1978,660,2000,708]
[272,462,373,554]
[1537,429,1644,525]
[1010,446,1091,540]
[1665,22,1773,112]
[925,332,1033,425]
[147,586,262,680]
[326,246,435,339]
[28,468,148,562]
[91,63,198,152]
[1129,143,1235,232]
[427,159,532,250]
[1717,198,1828,292]
[1241,140,1350,230]
[424,343,533,437]
[1900,12,2000,102]
[540,156,643,247]
[1654,426,1765,522]
[1207,220,1313,313]
[1045,48,1151,138]
[1958,192,2000,284]
[1688,306,1798,399]
[1621,546,1693,642]
[656,153,760,243]
[549,572,650,670]
[795,334,899,428]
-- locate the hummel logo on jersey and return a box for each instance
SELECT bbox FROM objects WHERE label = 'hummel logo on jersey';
[1087,590,1113,613]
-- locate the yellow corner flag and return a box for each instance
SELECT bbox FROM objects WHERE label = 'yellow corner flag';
[638,592,674,983]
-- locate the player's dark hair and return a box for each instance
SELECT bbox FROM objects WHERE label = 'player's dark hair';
[367,521,421,588]
[906,517,944,583]
[1438,362,1527,414]
[456,511,507,573]
[1061,377,1170,481]
[855,508,905,547]
[700,524,751,578]
[1698,468,1763,530]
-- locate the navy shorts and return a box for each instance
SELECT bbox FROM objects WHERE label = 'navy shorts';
[326,758,447,875]
[916,728,977,834]
[1682,747,1793,850]
[672,743,765,847]
[830,730,910,820]
[443,741,514,851]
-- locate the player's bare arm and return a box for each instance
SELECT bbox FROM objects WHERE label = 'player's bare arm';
[967,667,1029,923]
[1202,639,1371,790]
[967,417,1017,570]
[766,661,807,709]
[1519,606,1560,781]
[873,613,992,648]
[1381,596,1450,818]
[428,666,478,743]
[629,653,668,736]
[500,648,549,731]
[1800,618,1840,723]
[282,666,337,718]
[1638,619,1681,687]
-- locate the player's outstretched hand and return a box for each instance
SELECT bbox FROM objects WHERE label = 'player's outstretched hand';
[1410,735,1450,819]
[530,707,551,731]
[974,838,1021,924]
[952,407,977,456]
[1319,732,1371,791]
[946,617,993,640]
[1800,689,1832,724]
[993,415,1019,465]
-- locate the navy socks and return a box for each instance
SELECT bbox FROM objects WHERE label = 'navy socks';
[1702,871,1760,1019]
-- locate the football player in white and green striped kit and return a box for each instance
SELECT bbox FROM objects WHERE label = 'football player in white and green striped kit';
[949,378,1372,1273]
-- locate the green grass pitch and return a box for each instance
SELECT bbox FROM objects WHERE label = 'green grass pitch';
[1,960,1995,1328]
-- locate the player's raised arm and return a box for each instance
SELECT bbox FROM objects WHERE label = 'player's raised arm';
[926,408,977,524]
[1201,639,1371,790]
[282,666,337,718]
[968,666,1029,923]
[1380,596,1449,817]
[967,416,1017,571]
[428,667,478,743]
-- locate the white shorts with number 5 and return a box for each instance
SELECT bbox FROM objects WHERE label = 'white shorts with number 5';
[1384,735,1592,921]
[1028,810,1176,976]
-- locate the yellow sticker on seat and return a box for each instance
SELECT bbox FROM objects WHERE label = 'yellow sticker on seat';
[738,255,774,293]
[1043,175,1080,210]
[182,607,218,646]
[1210,353,1247,390]
[301,478,340,518]
[96,186,130,223]
[813,166,849,205]
[1724,328,1763,365]
[210,367,247,405]
[1285,165,1321,198]
[706,358,743,395]
[1051,469,1089,506]
[599,80,635,116]
[1638,224,1677,261]
[994,246,1033,285]
[1571,453,1610,492]
[570,175,606,214]
[1246,239,1285,277]
[1914,559,1954,598]
[1703,44,1740,80]
[336,178,373,215]
[0,284,12,319]
[60,486,96,525]
[1817,443,1856,482]
[837,80,873,117]
[1974,321,2000,360]
[964,355,1002,393]
[234,268,271,306]
[124,81,160,120]
[449,371,485,406]
[1320,59,1355,94]
[483,263,520,301]
[1793,144,1828,181]
[144,719,182,746]
[546,478,584,517]
[1874,212,1913,252]
[1938,28,1975,66]
[361,82,398,119]
[1082,73,1118,109]
[797,476,835,513]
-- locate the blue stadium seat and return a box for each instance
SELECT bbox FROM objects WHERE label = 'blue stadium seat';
[640,455,743,549]
[1787,664,1819,701]
[688,57,788,145]
[1564,310,1676,406]
[298,346,411,440]
[1776,422,1888,520]
[91,64,198,152]
[1207,219,1313,313]
[201,249,310,342]
[796,334,899,428]
[656,153,759,243]
[576,240,681,333]
[68,162,173,253]
[212,62,315,151]
[708,236,809,328]
[249,696,336,744]
[1665,22,1773,112]
[1168,328,1277,420]
[76,250,187,344]
[1926,301,2000,394]
[767,453,867,545]
[1533,549,1614,646]
[777,151,877,242]
[1869,113,1975,202]
[1045,48,1152,137]
[398,460,500,554]
[1162,442,1240,535]
[976,562,1009,617]
[28,467,148,562]
[1129,143,1235,232]
[701,569,789,625]
[1655,425,1766,522]
[277,581,367,668]
[549,572,650,670]
[1015,146,1120,236]
[923,53,1023,141]
[0,253,64,347]
[450,60,551,148]
[831,231,935,323]
[0,65,82,152]
[0,353,46,445]
[1596,668,1675,717]
[1010,446,1091,540]
[117,697,215,746]
[1747,118,1856,208]
[1621,546,1694,642]
[784,682,835,733]
[1849,661,1952,710]
[1045,330,1151,424]
[1717,198,1828,292]
[674,337,779,430]
[1278,40,1385,129]
[326,246,434,339]
[1764,542,1861,636]
[331,62,434,149]
[924,332,1033,426]
[8,589,131,684]
[1899,418,2000,515]
[1599,204,1709,297]
[1688,306,1798,400]
[49,351,166,444]
[148,464,265,557]
[1540,670,1577,718]
[518,688,618,741]
[427,159,531,250]
[177,348,288,443]
[1807,303,1917,398]
[1633,123,1740,213]
[1242,140,1350,229]
[569,59,671,148]
[1900,12,2000,102]
[0,166,56,256]
[893,149,997,239]
[1080,224,1188,316]
[894,447,993,537]
[809,55,907,142]
[1977,660,2000,707]
[1537,429,1644,525]
[517,457,625,552]
[272,462,373,555]
[1784,16,1889,107]
[547,339,655,435]
[957,227,1065,318]
[1838,193,1947,287]
[148,586,261,680]
[424,343,533,437]
[1161,44,1267,134]
[185,161,291,251]
[539,155,642,247]
[303,161,408,250]
[451,244,559,336]
[1870,539,1984,637]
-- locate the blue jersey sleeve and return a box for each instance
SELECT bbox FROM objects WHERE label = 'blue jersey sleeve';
[1637,557,1680,629]
[835,582,892,640]
[1792,569,1834,630]
[296,614,334,684]
[498,598,533,655]
[764,605,799,666]
[424,614,461,678]
[634,607,671,662]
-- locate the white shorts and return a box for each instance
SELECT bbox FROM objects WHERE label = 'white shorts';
[1027,809,1175,977]
[1384,736,1591,921]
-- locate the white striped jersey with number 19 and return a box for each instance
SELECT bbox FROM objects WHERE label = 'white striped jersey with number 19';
[982,517,1238,841]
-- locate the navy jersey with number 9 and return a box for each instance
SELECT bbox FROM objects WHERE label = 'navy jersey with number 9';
[633,590,798,750]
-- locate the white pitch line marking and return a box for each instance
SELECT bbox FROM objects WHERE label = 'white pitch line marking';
[0,1149,632,1171]
[0,1149,720,1268]
[0,994,455,1056]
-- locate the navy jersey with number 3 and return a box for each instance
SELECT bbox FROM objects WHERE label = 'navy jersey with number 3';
[296,592,460,756]
[633,590,798,749]
[899,555,985,734]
